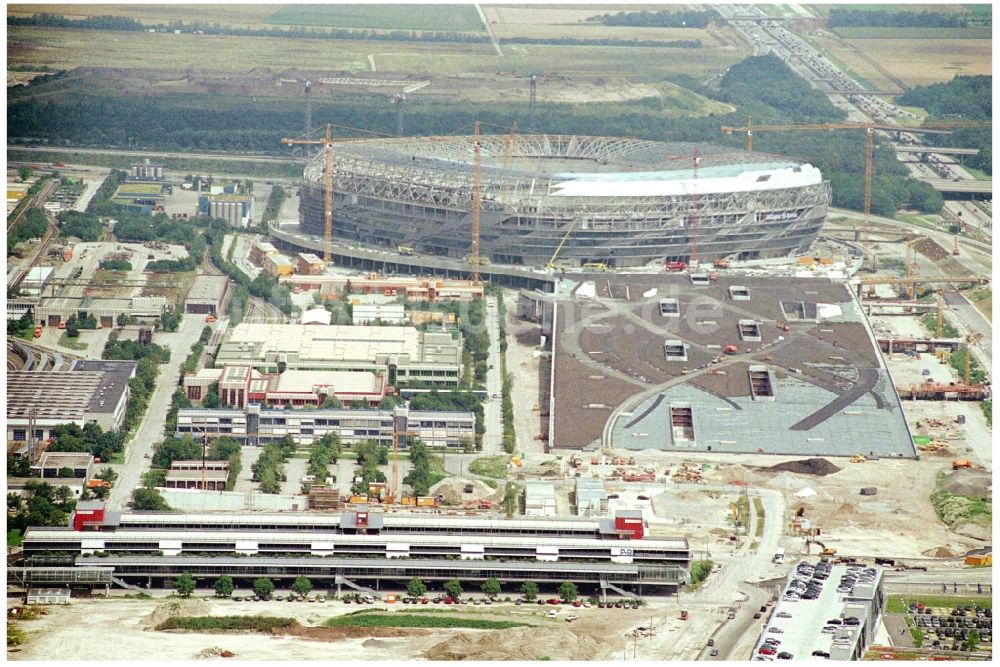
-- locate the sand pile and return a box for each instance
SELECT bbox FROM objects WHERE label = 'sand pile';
[938,469,991,499]
[922,546,958,558]
[144,599,211,630]
[431,477,496,505]
[766,458,841,477]
[423,627,601,661]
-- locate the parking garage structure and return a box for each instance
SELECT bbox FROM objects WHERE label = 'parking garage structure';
[754,561,885,661]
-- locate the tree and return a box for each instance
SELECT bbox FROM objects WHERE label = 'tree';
[558,581,578,603]
[214,575,234,598]
[407,577,428,598]
[964,629,980,652]
[65,314,80,338]
[690,560,714,586]
[291,576,312,596]
[19,165,33,182]
[481,578,501,598]
[202,382,220,408]
[57,467,76,478]
[443,579,463,601]
[320,395,343,409]
[96,467,118,484]
[350,399,366,409]
[520,581,539,601]
[253,577,274,600]
[131,487,171,511]
[174,571,196,597]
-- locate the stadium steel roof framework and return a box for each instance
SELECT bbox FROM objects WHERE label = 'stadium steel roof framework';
[299,135,831,267]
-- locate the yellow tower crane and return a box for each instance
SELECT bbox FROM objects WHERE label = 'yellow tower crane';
[470,121,483,283]
[282,124,336,262]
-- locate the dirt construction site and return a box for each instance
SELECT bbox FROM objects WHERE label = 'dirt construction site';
[9,595,698,661]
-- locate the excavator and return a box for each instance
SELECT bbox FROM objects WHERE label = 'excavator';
[806,537,837,557]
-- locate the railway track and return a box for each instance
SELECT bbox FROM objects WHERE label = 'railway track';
[245,295,287,323]
[6,177,59,232]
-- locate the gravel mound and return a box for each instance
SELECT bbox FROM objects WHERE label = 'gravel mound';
[938,469,991,499]
[423,627,601,661]
[144,599,211,630]
[765,458,841,477]
[194,647,236,659]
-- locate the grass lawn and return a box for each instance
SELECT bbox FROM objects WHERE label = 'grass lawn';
[468,455,508,479]
[965,288,991,321]
[7,529,23,547]
[428,453,448,488]
[266,4,485,32]
[753,497,765,538]
[963,166,991,181]
[58,333,89,350]
[324,612,530,630]
[106,451,125,465]
[885,595,992,614]
[894,212,942,231]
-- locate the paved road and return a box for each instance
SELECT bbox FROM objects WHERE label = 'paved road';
[688,485,787,660]
[481,295,504,454]
[107,314,206,510]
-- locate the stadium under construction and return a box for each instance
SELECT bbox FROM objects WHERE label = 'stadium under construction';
[295,134,831,268]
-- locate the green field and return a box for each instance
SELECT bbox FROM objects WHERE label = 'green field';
[156,616,296,632]
[266,4,485,32]
[468,455,509,479]
[324,612,531,630]
[8,150,302,180]
[833,26,992,38]
[886,595,992,614]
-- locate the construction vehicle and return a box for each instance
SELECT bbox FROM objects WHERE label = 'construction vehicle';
[397,245,414,256]
[582,262,608,271]
[680,610,689,621]
[713,258,731,269]
[952,459,972,470]
[850,454,867,463]
[820,547,837,557]
[724,345,739,355]
[664,260,688,272]
[33,326,42,338]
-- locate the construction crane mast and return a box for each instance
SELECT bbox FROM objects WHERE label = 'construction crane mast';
[469,121,482,283]
[721,120,879,270]
[282,124,335,262]
[390,430,420,504]
[690,146,700,265]
[394,92,406,137]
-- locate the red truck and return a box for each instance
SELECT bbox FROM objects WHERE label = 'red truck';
[664,260,688,272]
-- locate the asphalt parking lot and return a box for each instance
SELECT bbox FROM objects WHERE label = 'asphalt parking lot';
[907,602,992,653]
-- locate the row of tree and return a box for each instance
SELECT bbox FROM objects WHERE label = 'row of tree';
[175,573,581,603]
[828,9,971,29]
[8,13,491,44]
